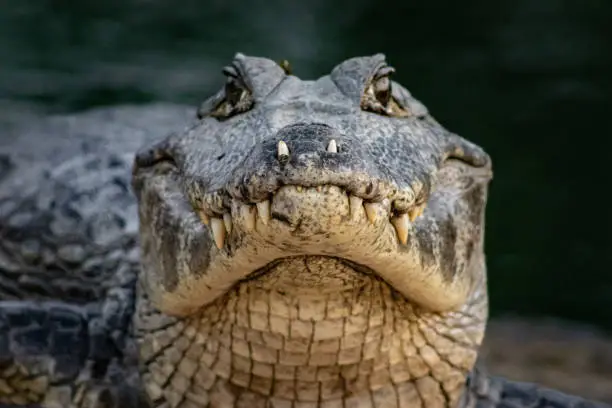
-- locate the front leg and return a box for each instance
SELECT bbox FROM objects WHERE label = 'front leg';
[0,300,143,408]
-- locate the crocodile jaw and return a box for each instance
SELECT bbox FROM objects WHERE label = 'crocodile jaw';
[139,175,484,317]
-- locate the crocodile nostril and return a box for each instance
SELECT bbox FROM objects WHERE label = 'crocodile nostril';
[326,139,338,153]
[277,140,290,165]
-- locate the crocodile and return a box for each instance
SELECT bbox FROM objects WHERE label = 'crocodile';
[0,53,609,408]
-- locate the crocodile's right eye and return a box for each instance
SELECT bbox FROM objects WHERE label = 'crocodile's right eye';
[361,64,410,118]
[210,66,254,120]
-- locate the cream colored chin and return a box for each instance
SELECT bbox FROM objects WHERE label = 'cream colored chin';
[245,255,371,296]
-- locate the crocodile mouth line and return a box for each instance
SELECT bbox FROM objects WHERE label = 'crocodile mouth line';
[190,182,426,250]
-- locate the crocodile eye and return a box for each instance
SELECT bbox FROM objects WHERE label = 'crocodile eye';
[210,66,254,120]
[362,65,410,118]
[373,75,391,106]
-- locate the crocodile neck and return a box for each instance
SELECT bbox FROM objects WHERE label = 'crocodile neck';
[135,256,487,407]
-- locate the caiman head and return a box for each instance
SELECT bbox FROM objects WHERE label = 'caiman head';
[132,53,493,407]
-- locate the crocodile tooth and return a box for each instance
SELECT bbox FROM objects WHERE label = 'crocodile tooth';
[316,185,322,192]
[349,195,363,219]
[241,204,256,231]
[223,213,232,235]
[296,185,303,192]
[417,203,426,217]
[391,213,410,245]
[327,139,338,153]
[408,203,426,222]
[210,218,226,249]
[277,140,289,161]
[363,202,380,224]
[256,200,271,225]
[198,211,210,226]
[408,207,419,222]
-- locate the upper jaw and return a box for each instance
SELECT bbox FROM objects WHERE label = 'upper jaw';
[187,179,427,251]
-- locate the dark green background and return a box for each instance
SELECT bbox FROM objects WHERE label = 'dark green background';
[1,1,611,328]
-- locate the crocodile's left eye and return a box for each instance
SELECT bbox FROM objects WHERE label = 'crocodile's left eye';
[362,65,410,117]
[209,65,254,120]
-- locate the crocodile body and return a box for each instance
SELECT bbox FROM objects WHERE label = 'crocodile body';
[0,54,608,408]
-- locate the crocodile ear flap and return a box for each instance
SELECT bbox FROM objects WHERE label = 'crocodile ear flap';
[231,53,287,100]
[330,54,388,102]
[390,82,429,118]
[444,132,492,170]
[197,89,226,120]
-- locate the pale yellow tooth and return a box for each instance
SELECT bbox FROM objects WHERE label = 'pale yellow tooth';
[391,213,410,245]
[210,218,226,249]
[417,204,425,217]
[223,213,232,235]
[363,202,379,224]
[256,200,271,225]
[408,204,426,222]
[198,211,210,225]
[296,185,303,192]
[241,205,256,231]
[316,185,322,192]
[327,139,338,153]
[349,195,363,219]
[277,140,289,160]
[408,208,419,222]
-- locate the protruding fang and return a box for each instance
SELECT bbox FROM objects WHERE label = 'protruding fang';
[408,203,426,222]
[198,211,210,225]
[327,139,338,153]
[223,213,232,235]
[391,213,410,245]
[408,208,418,222]
[316,186,322,192]
[349,195,363,219]
[296,185,303,192]
[277,140,289,163]
[256,200,271,225]
[363,202,380,224]
[210,218,226,249]
[241,205,256,231]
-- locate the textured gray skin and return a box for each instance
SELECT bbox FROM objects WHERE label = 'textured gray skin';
[0,54,608,408]
[0,105,195,407]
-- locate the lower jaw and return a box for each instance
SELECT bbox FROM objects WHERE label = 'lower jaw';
[137,256,481,407]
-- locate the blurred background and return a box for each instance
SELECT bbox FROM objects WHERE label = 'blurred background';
[1,0,611,401]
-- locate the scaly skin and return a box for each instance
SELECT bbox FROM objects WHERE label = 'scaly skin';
[131,53,492,407]
[134,257,487,407]
[129,54,607,407]
[0,55,609,407]
[0,104,194,407]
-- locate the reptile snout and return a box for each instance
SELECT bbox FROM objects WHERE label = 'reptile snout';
[263,122,350,183]
[274,122,343,167]
[226,122,408,203]
[187,122,426,249]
